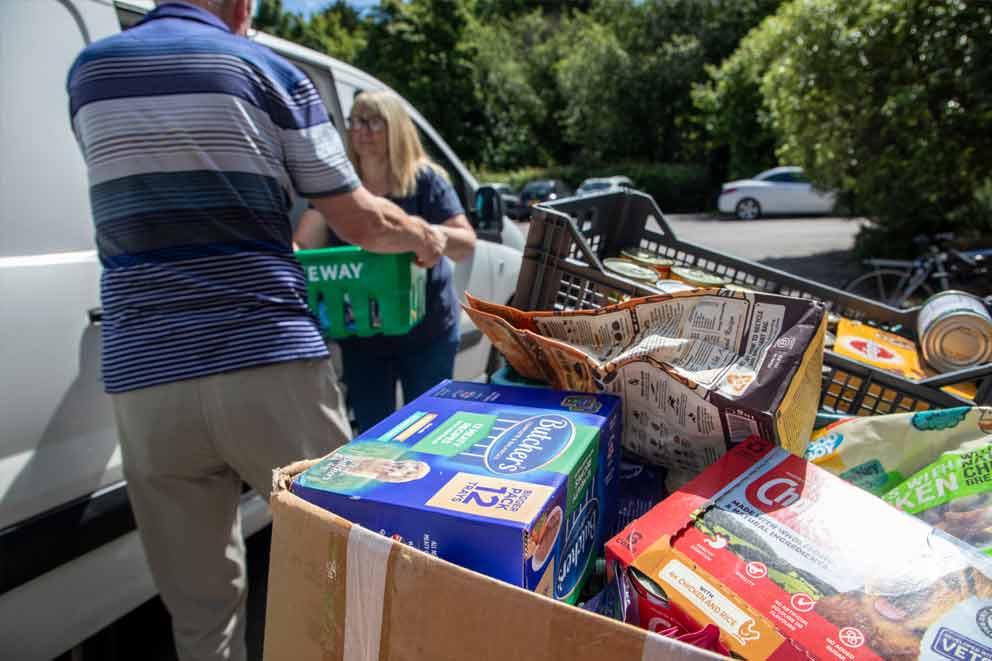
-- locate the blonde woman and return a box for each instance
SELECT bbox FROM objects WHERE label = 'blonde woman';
[295,91,476,433]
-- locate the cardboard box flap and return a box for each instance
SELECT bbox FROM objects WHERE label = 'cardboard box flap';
[272,457,323,496]
[265,483,724,660]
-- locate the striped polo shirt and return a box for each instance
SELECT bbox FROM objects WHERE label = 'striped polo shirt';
[67,3,359,393]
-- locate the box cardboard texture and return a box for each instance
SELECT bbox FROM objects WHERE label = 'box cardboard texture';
[264,460,725,661]
[606,436,992,660]
[290,381,622,604]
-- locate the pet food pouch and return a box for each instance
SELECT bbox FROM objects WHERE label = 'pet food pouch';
[805,407,992,496]
[464,290,825,474]
[884,438,992,554]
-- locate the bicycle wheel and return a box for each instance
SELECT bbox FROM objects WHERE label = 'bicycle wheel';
[843,269,934,308]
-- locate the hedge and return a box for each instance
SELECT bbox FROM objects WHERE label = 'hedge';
[474,161,715,214]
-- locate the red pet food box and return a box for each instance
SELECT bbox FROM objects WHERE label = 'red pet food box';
[605,436,992,660]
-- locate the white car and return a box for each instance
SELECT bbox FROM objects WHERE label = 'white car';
[576,175,634,196]
[0,2,522,658]
[717,166,836,220]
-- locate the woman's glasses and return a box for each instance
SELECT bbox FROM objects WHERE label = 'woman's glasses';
[347,116,386,133]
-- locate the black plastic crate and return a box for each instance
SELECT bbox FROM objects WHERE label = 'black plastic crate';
[514,190,991,413]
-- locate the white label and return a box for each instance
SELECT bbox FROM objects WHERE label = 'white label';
[718,302,785,397]
[534,310,636,362]
[919,293,990,333]
[308,262,364,282]
[633,296,750,387]
[725,413,760,445]
[620,361,724,472]
[715,452,976,595]
[660,559,762,644]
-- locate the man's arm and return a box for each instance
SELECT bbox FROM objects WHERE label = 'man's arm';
[309,186,445,267]
[293,208,330,250]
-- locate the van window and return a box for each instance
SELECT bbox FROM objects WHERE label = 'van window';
[1,2,104,257]
[291,60,345,135]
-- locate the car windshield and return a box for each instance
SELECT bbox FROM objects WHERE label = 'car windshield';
[581,182,611,191]
[757,169,806,183]
[523,182,552,195]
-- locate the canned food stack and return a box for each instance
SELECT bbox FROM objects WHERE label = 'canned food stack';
[609,247,731,291]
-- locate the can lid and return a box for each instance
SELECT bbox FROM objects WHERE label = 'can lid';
[604,258,658,282]
[931,316,992,367]
[671,266,728,286]
[621,247,674,267]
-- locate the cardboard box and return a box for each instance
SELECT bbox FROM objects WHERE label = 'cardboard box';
[291,380,622,604]
[264,458,724,661]
[606,436,992,660]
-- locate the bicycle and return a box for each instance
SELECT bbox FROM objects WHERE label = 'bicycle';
[844,232,992,308]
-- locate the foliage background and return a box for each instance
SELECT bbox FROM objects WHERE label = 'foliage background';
[257,0,992,254]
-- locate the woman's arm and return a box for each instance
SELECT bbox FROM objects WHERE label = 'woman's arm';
[295,194,446,266]
[293,208,331,249]
[437,214,476,262]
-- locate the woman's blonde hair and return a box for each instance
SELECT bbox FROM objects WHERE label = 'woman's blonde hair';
[346,90,447,198]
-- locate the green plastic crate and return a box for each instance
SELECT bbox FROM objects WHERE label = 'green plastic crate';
[296,246,426,338]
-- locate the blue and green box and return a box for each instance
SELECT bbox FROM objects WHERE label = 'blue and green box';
[292,380,622,603]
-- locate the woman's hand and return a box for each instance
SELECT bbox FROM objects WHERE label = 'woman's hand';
[414,221,447,268]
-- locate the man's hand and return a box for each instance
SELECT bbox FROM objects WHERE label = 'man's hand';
[415,221,446,268]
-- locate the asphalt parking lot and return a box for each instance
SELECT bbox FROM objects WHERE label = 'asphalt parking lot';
[663,213,869,287]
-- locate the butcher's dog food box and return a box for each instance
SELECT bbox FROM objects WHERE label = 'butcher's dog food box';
[293,380,621,604]
[606,436,992,660]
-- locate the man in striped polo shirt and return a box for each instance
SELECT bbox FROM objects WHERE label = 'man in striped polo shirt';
[67,1,444,658]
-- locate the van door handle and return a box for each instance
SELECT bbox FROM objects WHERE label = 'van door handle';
[88,307,103,324]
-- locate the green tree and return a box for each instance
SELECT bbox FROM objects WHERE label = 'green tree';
[691,8,787,181]
[554,0,783,164]
[759,0,992,253]
[254,0,365,63]
[467,16,549,167]
[358,0,484,159]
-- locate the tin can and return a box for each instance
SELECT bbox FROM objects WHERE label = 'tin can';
[669,266,728,288]
[917,290,992,373]
[621,247,675,279]
[655,279,696,294]
[624,565,694,634]
[604,258,659,284]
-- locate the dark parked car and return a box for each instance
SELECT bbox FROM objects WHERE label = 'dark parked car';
[519,179,573,208]
[576,175,634,196]
[484,182,526,220]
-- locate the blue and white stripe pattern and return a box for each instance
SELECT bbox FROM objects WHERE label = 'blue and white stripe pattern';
[67,3,359,392]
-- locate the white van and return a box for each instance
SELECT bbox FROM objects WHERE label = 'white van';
[0,2,522,658]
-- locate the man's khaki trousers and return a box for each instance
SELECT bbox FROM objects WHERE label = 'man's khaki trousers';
[111,358,351,661]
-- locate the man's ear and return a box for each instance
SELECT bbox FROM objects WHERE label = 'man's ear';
[231,0,252,35]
